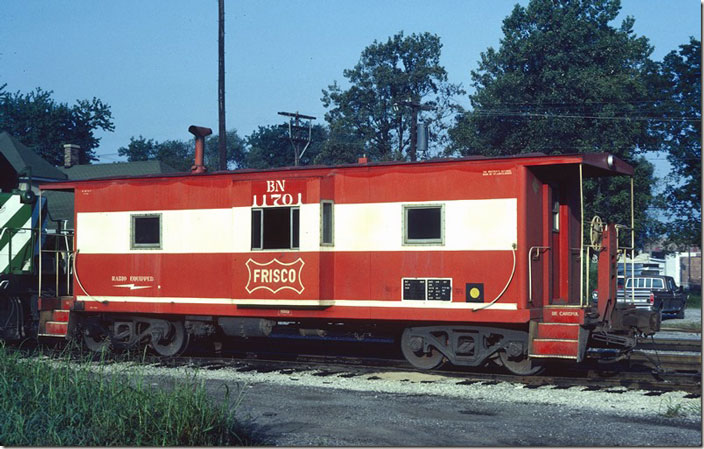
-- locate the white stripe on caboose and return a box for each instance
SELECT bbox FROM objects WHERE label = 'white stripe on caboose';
[76,198,517,254]
[75,295,518,310]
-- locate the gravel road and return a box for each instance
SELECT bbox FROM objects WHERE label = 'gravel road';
[226,379,700,446]
[121,360,702,446]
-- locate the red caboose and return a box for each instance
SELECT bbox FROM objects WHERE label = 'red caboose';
[38,138,658,374]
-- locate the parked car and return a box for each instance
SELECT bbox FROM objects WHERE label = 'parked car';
[617,275,687,319]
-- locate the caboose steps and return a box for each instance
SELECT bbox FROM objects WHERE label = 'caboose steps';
[530,338,580,359]
[530,320,587,361]
[38,296,76,312]
[37,304,72,338]
[40,321,68,337]
[536,322,580,339]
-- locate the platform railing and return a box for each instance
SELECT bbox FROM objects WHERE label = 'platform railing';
[615,224,636,303]
[38,228,74,299]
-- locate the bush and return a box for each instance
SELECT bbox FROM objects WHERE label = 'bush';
[686,291,701,308]
[0,345,252,446]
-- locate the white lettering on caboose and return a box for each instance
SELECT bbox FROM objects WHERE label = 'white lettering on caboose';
[267,180,286,192]
[253,179,302,207]
[253,267,297,284]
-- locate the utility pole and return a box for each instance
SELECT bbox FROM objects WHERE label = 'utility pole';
[278,111,316,166]
[397,100,435,161]
[218,0,227,170]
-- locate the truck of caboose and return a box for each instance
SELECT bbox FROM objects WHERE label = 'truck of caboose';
[39,153,631,326]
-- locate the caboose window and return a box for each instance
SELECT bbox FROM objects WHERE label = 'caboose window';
[131,214,161,249]
[251,207,300,250]
[404,205,443,245]
[321,200,334,246]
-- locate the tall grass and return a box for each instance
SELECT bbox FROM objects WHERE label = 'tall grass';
[0,344,254,446]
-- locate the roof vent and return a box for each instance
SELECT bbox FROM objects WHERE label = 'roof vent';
[188,125,212,174]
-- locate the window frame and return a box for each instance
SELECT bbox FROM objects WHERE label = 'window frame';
[251,209,263,250]
[250,206,300,251]
[130,213,162,250]
[402,203,445,246]
[320,200,334,246]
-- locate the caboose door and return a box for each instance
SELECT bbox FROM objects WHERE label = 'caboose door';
[548,180,581,305]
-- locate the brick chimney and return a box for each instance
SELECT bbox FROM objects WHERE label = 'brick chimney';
[63,144,80,168]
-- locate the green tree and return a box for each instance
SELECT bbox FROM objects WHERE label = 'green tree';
[651,38,701,248]
[118,136,157,162]
[322,31,464,162]
[245,124,328,169]
[0,86,114,165]
[205,130,246,171]
[151,139,193,172]
[118,129,245,172]
[448,0,659,245]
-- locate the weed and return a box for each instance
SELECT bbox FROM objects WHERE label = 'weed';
[686,292,701,309]
[0,343,256,446]
[660,396,700,419]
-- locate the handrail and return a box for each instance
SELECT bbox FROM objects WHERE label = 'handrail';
[472,244,517,312]
[528,246,551,305]
[37,228,75,298]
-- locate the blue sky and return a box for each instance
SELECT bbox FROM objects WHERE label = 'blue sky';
[1,0,700,177]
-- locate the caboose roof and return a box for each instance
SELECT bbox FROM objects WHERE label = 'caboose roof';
[39,152,633,191]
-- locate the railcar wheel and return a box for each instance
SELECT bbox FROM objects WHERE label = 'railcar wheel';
[150,320,189,357]
[498,351,544,376]
[400,328,444,370]
[83,326,110,353]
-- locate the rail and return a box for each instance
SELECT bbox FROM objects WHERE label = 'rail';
[615,224,636,303]
[580,176,635,306]
[528,246,551,305]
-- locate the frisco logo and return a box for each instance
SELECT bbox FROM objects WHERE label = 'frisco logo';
[245,258,305,294]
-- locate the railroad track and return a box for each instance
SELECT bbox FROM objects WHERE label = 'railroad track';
[146,350,701,395]
[140,336,701,395]
[17,333,702,394]
[636,336,701,352]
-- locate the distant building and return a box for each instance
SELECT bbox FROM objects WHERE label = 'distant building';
[50,159,179,229]
[0,132,67,191]
[619,248,701,291]
[665,249,702,290]
[0,132,178,229]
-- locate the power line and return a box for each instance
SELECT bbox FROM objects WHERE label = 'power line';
[469,111,700,122]
[278,111,316,166]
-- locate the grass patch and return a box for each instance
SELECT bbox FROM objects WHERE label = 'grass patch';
[686,292,701,309]
[660,397,701,418]
[0,344,256,446]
